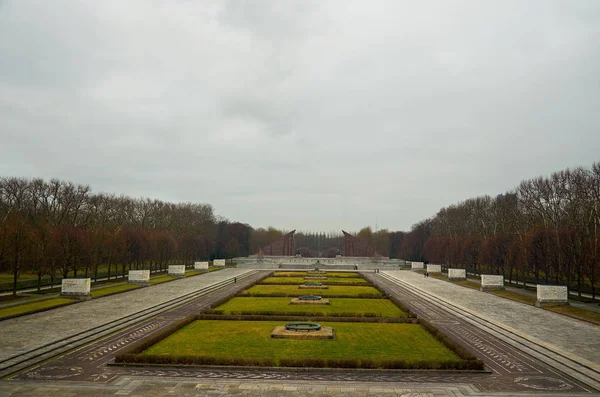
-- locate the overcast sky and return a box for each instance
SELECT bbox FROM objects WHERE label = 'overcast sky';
[1,1,599,232]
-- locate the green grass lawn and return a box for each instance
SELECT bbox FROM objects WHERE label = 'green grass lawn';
[0,298,76,320]
[208,267,222,272]
[260,277,368,285]
[149,276,178,285]
[273,272,360,278]
[185,270,201,277]
[141,320,459,364]
[240,284,383,298]
[491,290,537,305]
[454,280,481,290]
[90,284,141,298]
[214,297,407,317]
[546,305,600,325]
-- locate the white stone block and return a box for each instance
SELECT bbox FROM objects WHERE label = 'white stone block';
[61,278,91,299]
[480,275,504,291]
[411,262,424,270]
[536,285,568,307]
[213,259,226,267]
[128,270,150,285]
[448,268,466,280]
[427,264,442,273]
[168,265,186,276]
[194,261,209,270]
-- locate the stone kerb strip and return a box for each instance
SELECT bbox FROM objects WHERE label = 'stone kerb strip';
[536,285,568,307]
[194,261,209,270]
[426,264,442,273]
[168,265,186,277]
[448,268,466,280]
[213,259,226,267]
[480,275,504,291]
[411,262,424,271]
[60,278,91,300]
[128,270,150,286]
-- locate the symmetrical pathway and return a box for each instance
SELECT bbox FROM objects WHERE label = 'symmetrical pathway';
[0,269,599,396]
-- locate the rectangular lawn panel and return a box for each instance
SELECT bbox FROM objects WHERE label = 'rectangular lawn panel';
[90,284,140,298]
[261,277,368,285]
[0,298,76,320]
[140,320,459,364]
[214,297,407,317]
[240,284,382,298]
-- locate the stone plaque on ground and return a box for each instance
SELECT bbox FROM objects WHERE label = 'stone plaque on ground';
[60,278,91,300]
[270,325,334,340]
[536,285,568,307]
[448,268,466,280]
[194,261,209,270]
[411,262,424,271]
[168,265,186,277]
[427,264,442,273]
[213,259,226,267]
[480,275,504,291]
[128,270,150,286]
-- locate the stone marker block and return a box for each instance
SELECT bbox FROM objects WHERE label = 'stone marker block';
[411,262,424,271]
[213,259,226,267]
[427,264,442,273]
[194,261,209,271]
[536,285,568,307]
[61,278,92,300]
[448,268,466,280]
[480,275,504,291]
[168,265,186,277]
[128,270,150,286]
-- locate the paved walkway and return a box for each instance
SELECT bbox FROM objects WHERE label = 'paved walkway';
[0,269,251,362]
[384,271,600,367]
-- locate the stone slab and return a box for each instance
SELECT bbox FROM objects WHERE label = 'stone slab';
[448,268,466,280]
[128,270,150,285]
[270,325,334,339]
[60,278,91,299]
[194,261,209,270]
[411,262,424,270]
[289,298,330,305]
[213,259,226,267]
[426,264,441,273]
[480,275,504,291]
[168,265,186,277]
[536,285,568,307]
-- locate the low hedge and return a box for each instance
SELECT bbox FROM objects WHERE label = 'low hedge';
[237,292,384,299]
[115,354,275,367]
[418,319,481,363]
[196,314,418,323]
[205,310,382,317]
[278,357,483,370]
[259,280,371,286]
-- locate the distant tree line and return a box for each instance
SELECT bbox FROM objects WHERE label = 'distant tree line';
[0,178,253,295]
[398,162,600,298]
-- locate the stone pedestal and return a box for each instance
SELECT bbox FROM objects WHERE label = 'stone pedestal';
[427,264,442,273]
[194,261,209,271]
[536,285,568,307]
[213,259,226,267]
[168,265,186,277]
[448,268,466,280]
[289,298,331,305]
[128,270,150,286]
[270,326,334,340]
[411,262,424,271]
[60,278,92,300]
[480,275,504,291]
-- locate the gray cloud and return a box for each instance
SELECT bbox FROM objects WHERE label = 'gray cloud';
[1,0,599,231]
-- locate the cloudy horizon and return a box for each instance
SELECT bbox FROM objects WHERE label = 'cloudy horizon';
[1,0,599,232]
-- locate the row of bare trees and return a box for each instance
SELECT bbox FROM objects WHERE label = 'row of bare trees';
[399,162,600,297]
[0,177,252,295]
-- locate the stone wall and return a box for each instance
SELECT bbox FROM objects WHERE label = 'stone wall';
[128,270,150,285]
[60,278,91,300]
[448,268,466,280]
[480,275,504,291]
[168,265,186,277]
[427,264,442,273]
[536,285,568,307]
[194,261,209,270]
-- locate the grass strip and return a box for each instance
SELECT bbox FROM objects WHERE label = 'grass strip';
[149,276,178,285]
[90,284,141,298]
[0,298,76,320]
[545,305,600,325]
